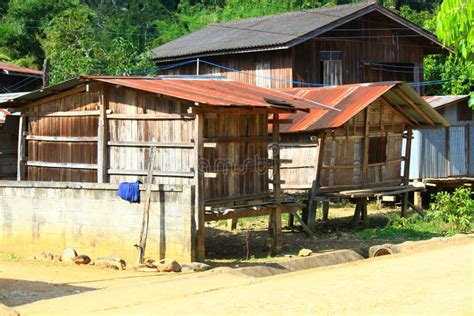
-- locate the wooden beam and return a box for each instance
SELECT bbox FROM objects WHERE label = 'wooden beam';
[26,161,97,170]
[107,169,194,178]
[380,97,416,126]
[268,118,293,124]
[308,132,326,225]
[107,113,195,120]
[97,86,108,183]
[204,192,272,205]
[394,89,435,126]
[291,211,314,236]
[203,136,272,143]
[401,127,413,218]
[204,203,299,221]
[107,141,194,148]
[16,115,26,181]
[26,135,98,142]
[194,113,205,261]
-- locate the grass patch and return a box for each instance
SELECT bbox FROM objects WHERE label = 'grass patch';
[351,214,449,241]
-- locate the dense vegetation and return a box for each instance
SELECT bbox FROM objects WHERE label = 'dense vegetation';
[0,0,472,99]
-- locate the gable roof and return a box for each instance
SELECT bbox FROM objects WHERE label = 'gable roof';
[422,95,469,109]
[0,62,43,76]
[6,75,330,112]
[277,82,449,133]
[153,2,445,62]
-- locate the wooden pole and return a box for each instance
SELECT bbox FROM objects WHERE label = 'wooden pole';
[362,108,370,188]
[97,86,108,183]
[270,113,282,256]
[17,115,26,181]
[196,58,200,76]
[308,133,325,225]
[194,113,205,261]
[137,146,157,264]
[401,127,413,217]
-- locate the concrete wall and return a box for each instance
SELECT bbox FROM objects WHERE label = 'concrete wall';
[0,181,195,264]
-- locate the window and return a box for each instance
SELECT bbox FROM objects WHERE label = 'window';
[368,136,387,164]
[320,51,342,85]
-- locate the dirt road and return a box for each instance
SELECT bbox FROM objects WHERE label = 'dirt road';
[2,239,473,315]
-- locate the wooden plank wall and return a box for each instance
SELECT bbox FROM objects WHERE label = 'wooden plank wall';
[106,85,195,186]
[25,86,100,182]
[280,99,406,193]
[203,112,270,205]
[160,51,293,89]
[0,116,19,180]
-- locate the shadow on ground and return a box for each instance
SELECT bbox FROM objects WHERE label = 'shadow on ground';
[0,279,95,307]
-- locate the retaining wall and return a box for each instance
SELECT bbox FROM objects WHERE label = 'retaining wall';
[0,181,195,263]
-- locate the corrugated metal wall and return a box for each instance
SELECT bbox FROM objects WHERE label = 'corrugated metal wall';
[410,103,473,179]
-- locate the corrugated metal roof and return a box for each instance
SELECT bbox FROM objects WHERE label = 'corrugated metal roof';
[0,62,43,76]
[153,2,445,62]
[6,75,328,111]
[422,95,469,109]
[278,82,449,133]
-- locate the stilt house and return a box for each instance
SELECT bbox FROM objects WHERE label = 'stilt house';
[276,82,448,221]
[5,75,319,260]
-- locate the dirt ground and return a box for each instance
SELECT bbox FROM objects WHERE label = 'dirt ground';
[1,237,472,315]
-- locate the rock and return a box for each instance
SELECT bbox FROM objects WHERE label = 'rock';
[182,262,211,272]
[0,304,20,316]
[144,258,158,268]
[298,248,313,257]
[136,266,159,273]
[73,255,91,265]
[60,247,77,262]
[95,257,126,270]
[155,259,181,272]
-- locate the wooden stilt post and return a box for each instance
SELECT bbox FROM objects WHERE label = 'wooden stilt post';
[322,200,329,221]
[270,113,282,256]
[194,113,205,261]
[362,108,370,188]
[401,127,413,218]
[288,212,294,229]
[353,200,362,227]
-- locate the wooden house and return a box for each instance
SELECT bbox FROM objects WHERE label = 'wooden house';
[1,62,43,93]
[410,95,473,189]
[274,82,449,223]
[153,2,446,92]
[6,75,321,259]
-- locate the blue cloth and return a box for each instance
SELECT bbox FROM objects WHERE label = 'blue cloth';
[117,181,140,203]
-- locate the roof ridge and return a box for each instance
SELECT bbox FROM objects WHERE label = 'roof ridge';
[217,1,375,27]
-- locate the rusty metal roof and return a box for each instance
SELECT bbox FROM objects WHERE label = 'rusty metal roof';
[0,62,43,76]
[7,75,328,112]
[422,95,469,109]
[278,82,449,133]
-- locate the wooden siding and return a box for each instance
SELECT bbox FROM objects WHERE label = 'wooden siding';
[280,99,406,192]
[0,116,19,180]
[203,112,269,204]
[161,50,293,89]
[25,86,100,182]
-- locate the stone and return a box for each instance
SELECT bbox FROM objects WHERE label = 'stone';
[95,257,126,270]
[73,255,91,265]
[181,262,211,272]
[144,258,158,268]
[60,247,77,262]
[0,303,20,316]
[298,248,313,257]
[155,259,181,272]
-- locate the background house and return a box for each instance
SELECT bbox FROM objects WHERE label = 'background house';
[153,2,446,93]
